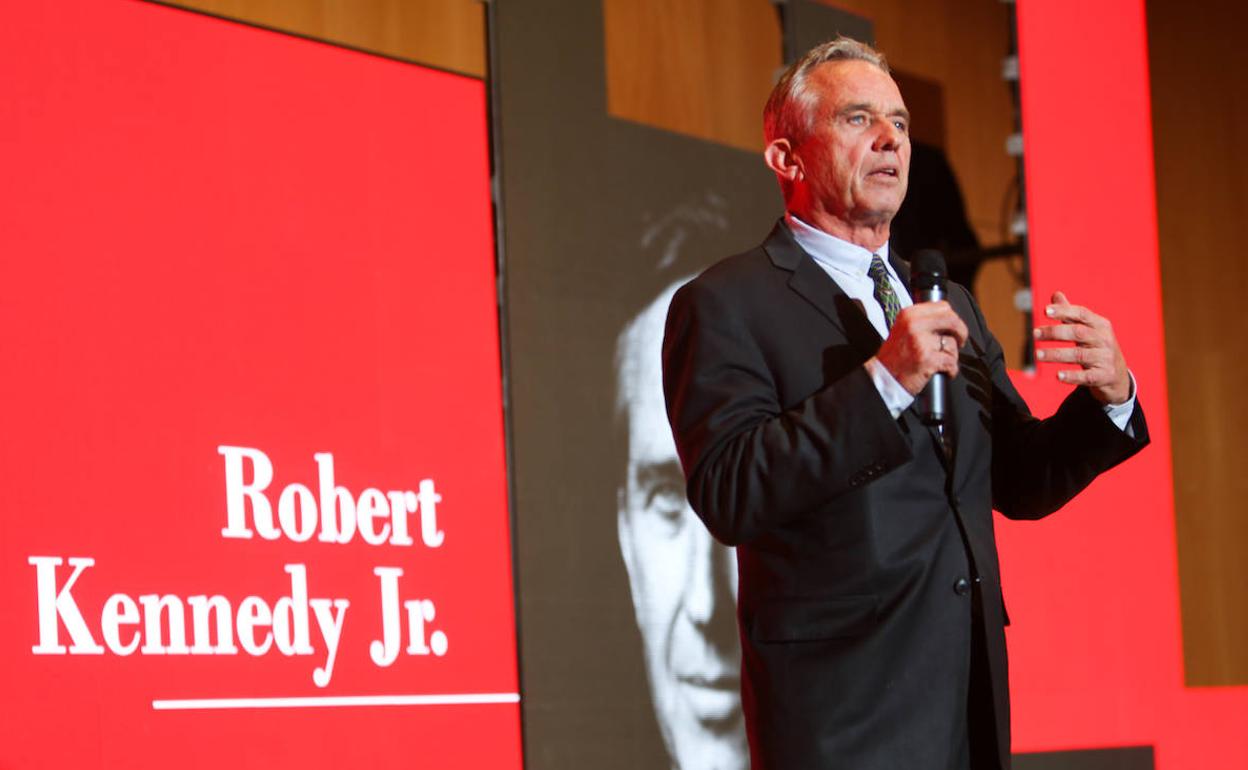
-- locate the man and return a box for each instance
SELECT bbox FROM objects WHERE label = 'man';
[661,38,1148,770]
[616,278,749,770]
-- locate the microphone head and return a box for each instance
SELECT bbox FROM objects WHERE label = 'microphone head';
[911,249,947,291]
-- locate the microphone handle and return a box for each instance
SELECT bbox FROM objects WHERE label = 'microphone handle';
[914,284,946,425]
[921,372,946,425]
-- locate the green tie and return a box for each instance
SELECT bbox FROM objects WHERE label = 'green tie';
[868,254,901,330]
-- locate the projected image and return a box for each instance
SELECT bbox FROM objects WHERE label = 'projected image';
[615,273,747,769]
[600,195,746,770]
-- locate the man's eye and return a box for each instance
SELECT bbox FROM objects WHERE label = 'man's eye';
[848,114,867,125]
[646,481,687,521]
[893,120,908,132]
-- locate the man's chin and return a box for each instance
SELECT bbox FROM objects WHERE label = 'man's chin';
[659,682,748,769]
[853,187,906,221]
[668,720,749,770]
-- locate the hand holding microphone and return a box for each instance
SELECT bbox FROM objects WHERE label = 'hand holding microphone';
[875,250,967,423]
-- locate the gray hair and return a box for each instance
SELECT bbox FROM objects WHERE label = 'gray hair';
[763,36,890,144]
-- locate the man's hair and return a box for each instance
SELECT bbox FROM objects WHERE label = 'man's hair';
[763,36,890,144]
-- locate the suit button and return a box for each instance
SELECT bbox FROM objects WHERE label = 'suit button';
[953,577,971,596]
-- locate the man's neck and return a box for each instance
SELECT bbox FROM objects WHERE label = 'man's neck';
[788,206,891,253]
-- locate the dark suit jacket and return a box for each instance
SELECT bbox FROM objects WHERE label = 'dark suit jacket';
[661,222,1148,770]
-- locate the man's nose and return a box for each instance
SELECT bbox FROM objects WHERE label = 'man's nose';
[874,119,904,152]
[683,522,736,627]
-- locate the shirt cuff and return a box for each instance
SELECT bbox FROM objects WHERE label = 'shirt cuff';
[1103,370,1138,436]
[864,356,915,419]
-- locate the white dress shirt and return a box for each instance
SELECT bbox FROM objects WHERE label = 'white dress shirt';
[784,212,1137,432]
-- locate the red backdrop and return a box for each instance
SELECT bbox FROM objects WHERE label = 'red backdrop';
[1004,0,1248,764]
[0,2,522,768]
[2,1,1245,768]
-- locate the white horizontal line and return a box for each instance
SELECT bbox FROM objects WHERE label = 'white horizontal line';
[152,692,521,710]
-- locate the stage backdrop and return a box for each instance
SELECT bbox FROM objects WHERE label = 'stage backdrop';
[495,0,1248,768]
[0,2,522,768]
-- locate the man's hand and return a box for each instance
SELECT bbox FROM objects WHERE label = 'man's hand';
[877,301,969,396]
[1033,291,1131,404]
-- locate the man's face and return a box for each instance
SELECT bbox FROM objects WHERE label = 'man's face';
[795,59,911,227]
[617,290,746,770]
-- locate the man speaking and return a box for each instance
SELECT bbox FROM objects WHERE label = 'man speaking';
[661,37,1148,770]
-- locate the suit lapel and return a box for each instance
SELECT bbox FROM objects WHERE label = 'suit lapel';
[763,222,954,474]
[762,222,883,362]
[888,250,911,290]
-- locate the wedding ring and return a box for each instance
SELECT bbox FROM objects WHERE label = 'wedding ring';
[939,335,948,353]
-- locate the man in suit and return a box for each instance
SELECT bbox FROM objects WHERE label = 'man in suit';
[661,37,1148,770]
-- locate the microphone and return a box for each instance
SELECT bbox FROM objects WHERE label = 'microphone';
[911,250,947,426]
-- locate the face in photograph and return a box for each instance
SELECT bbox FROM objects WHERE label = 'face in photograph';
[616,280,747,770]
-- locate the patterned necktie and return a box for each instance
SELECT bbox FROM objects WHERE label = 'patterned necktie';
[868,254,901,330]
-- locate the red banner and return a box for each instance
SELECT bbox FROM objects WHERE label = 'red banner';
[0,2,522,768]
[1002,0,1248,764]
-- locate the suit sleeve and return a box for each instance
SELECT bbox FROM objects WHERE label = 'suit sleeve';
[961,285,1151,519]
[662,277,913,546]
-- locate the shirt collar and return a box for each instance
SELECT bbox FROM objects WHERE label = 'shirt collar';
[784,211,894,283]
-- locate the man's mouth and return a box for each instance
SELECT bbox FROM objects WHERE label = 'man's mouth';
[678,672,743,725]
[868,166,900,178]
[678,672,739,690]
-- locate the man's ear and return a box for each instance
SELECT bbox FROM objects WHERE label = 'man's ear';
[764,138,802,183]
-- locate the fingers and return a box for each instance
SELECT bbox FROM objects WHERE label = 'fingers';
[937,344,961,378]
[901,301,969,348]
[1049,365,1120,389]
[1032,290,1131,403]
[1033,323,1090,343]
[929,333,961,376]
[1043,293,1106,330]
[1034,344,1112,366]
[876,302,966,395]
[902,303,966,374]
[1035,290,1112,344]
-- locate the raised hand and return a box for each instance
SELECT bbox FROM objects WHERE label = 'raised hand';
[1033,291,1131,404]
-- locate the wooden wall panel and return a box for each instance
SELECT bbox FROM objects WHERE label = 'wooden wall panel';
[603,0,781,152]
[1147,0,1248,686]
[163,0,486,76]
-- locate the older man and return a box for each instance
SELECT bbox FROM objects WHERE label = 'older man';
[661,38,1148,770]
[616,278,748,770]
